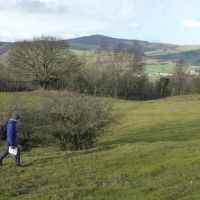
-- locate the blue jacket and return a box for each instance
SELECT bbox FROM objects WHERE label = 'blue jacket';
[6,120,18,146]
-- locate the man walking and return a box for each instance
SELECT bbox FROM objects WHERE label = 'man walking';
[0,114,21,166]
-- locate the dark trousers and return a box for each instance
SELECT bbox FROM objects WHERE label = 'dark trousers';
[0,145,20,165]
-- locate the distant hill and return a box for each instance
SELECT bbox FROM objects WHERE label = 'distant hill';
[66,34,178,52]
[66,35,200,65]
[0,42,12,56]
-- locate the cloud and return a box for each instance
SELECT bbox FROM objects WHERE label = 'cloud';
[79,33,90,37]
[19,32,33,39]
[0,31,13,41]
[0,0,65,14]
[128,22,140,29]
[182,20,200,29]
[39,0,57,3]
[0,30,33,41]
[64,0,137,22]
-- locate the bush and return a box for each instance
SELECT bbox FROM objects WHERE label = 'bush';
[16,105,50,151]
[49,95,113,150]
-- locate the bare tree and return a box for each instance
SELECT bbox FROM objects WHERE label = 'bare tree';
[171,59,189,95]
[8,36,83,89]
[124,43,145,99]
[93,43,146,99]
[97,46,125,98]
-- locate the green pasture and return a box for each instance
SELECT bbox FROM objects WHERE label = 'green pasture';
[144,64,175,73]
[145,63,200,74]
[0,92,200,199]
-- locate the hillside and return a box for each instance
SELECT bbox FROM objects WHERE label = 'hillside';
[66,34,177,52]
[0,92,200,199]
[67,35,200,66]
[150,49,200,66]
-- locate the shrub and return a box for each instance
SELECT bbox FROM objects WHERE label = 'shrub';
[16,105,50,151]
[49,95,113,150]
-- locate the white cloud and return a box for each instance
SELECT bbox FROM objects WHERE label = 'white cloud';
[128,22,140,29]
[0,30,33,41]
[39,0,57,3]
[109,3,136,21]
[0,31,13,41]
[64,34,76,39]
[19,32,33,40]
[0,0,65,14]
[79,33,90,37]
[182,20,200,29]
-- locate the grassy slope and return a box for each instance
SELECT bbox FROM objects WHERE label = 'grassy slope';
[148,49,200,66]
[0,93,200,200]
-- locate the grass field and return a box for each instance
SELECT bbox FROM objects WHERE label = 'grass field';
[144,64,175,73]
[145,63,200,74]
[0,92,200,199]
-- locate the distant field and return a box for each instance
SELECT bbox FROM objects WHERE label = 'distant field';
[145,63,200,74]
[0,92,200,199]
[71,49,94,56]
[146,45,200,56]
[144,64,175,73]
[71,49,97,63]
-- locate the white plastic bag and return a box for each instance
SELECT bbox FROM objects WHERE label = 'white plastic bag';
[8,147,18,156]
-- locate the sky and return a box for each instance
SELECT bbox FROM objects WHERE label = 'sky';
[1,0,200,44]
